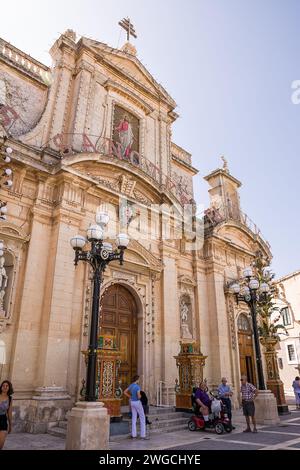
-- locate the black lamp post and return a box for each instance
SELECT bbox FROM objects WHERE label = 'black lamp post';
[230,267,270,390]
[70,212,129,402]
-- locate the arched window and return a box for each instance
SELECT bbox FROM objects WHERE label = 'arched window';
[237,313,251,332]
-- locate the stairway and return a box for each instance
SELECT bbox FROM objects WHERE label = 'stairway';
[130,406,190,435]
[47,406,190,438]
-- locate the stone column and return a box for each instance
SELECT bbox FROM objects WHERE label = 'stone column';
[47,33,76,150]
[260,336,289,415]
[10,207,53,396]
[205,265,232,386]
[70,56,95,151]
[36,209,81,390]
[160,247,179,404]
[20,207,83,432]
[194,264,211,377]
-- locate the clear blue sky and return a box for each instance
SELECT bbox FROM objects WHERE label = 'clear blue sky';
[1,0,299,277]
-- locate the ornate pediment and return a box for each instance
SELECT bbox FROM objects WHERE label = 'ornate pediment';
[178,275,196,295]
[128,240,163,272]
[216,224,257,253]
[83,38,176,109]
[63,159,158,205]
[0,222,30,243]
[178,275,196,287]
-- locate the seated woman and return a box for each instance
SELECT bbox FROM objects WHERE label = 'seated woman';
[194,381,212,427]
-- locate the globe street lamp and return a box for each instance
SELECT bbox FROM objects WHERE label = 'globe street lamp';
[230,267,270,390]
[70,212,129,402]
[0,138,13,220]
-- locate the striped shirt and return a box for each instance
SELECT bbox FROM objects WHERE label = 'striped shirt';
[240,382,257,401]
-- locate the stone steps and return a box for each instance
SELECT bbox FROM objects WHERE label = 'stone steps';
[58,421,67,429]
[47,426,67,438]
[47,406,191,439]
[148,407,176,415]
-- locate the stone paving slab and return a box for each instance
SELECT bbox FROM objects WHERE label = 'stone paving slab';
[4,433,65,450]
[288,442,300,449]
[3,409,300,451]
[279,412,299,421]
[261,425,300,434]
[167,439,263,451]
[220,430,298,445]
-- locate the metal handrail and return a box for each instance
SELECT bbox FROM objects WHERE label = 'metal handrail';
[156,381,172,407]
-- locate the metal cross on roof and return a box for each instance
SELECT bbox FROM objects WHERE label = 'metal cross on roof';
[118,17,137,42]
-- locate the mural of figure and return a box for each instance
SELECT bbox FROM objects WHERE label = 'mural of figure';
[0,257,8,312]
[116,114,134,158]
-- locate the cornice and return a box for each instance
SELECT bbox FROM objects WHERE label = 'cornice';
[104,79,154,114]
[0,222,30,243]
[206,220,272,259]
[172,155,198,175]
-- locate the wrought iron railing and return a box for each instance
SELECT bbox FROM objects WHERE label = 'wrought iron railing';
[201,204,271,250]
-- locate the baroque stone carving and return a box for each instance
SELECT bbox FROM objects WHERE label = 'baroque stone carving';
[0,257,8,314]
[129,240,163,272]
[119,174,136,197]
[180,295,193,340]
[226,296,237,349]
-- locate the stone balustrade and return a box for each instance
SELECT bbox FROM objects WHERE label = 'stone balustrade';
[0,38,51,85]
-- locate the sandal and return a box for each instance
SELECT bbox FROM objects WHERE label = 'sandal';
[243,428,252,432]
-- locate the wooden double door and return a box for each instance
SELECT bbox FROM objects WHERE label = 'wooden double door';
[100,285,138,404]
[238,331,257,387]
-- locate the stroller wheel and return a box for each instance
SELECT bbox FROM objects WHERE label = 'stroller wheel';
[214,423,224,435]
[188,420,197,431]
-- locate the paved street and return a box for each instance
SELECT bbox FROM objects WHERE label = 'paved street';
[3,405,300,451]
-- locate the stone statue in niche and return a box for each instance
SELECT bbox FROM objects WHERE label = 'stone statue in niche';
[0,257,8,314]
[180,298,193,339]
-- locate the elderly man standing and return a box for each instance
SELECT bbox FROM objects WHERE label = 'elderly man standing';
[217,377,235,429]
[240,375,258,433]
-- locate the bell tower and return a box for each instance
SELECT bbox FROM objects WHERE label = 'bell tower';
[204,157,242,221]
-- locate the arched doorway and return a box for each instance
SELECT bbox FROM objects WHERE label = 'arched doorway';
[237,313,256,386]
[100,284,138,404]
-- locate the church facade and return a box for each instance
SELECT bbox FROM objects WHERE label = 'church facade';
[0,30,271,431]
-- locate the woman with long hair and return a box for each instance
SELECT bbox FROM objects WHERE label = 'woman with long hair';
[0,380,13,449]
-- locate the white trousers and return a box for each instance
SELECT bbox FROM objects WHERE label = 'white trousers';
[131,400,146,438]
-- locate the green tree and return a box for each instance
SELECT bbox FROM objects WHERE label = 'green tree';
[253,251,287,340]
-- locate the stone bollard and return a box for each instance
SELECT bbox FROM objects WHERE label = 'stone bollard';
[65,401,109,450]
[254,390,280,425]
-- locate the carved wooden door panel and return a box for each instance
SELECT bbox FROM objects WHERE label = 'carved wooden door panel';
[238,331,256,387]
[100,285,137,405]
